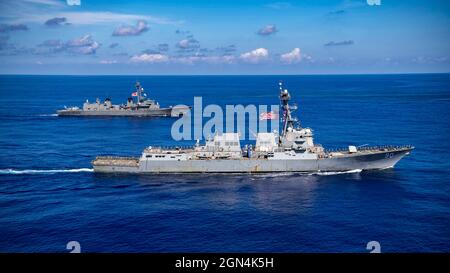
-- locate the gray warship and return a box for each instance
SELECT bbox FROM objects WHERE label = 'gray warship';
[93,83,413,174]
[57,82,189,117]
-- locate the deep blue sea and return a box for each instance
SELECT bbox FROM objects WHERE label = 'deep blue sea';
[0,74,449,253]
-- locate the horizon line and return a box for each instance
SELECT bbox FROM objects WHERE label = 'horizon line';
[0,72,449,76]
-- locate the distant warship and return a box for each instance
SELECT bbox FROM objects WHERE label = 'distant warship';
[93,82,413,174]
[57,82,189,117]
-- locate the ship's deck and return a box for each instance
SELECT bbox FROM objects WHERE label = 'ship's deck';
[93,156,139,167]
[325,145,414,158]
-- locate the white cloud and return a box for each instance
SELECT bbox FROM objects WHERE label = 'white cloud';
[66,35,99,53]
[280,48,301,64]
[240,48,269,63]
[38,34,100,55]
[66,0,80,6]
[257,25,278,36]
[130,53,169,63]
[205,55,235,64]
[177,39,190,48]
[303,54,313,62]
[113,20,149,36]
[100,60,117,64]
[129,54,236,65]
[176,37,200,51]
[174,55,235,65]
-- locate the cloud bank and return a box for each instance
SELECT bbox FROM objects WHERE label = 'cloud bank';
[130,53,169,63]
[0,24,28,33]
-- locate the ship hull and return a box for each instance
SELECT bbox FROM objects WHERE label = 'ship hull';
[93,148,412,174]
[57,108,173,117]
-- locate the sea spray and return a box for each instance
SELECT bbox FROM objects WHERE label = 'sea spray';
[0,168,94,175]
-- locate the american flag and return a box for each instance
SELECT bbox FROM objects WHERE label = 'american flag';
[131,92,138,97]
[260,111,279,120]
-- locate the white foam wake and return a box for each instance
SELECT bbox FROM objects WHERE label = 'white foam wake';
[252,172,297,178]
[0,168,93,175]
[38,114,58,117]
[311,169,362,176]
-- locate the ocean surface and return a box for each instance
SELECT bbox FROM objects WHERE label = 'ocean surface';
[0,74,449,253]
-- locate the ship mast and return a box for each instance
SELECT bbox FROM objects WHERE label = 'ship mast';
[135,81,142,105]
[279,81,295,138]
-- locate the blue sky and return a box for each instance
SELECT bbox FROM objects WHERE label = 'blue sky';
[0,0,449,74]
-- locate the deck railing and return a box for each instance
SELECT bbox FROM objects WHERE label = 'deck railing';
[145,145,195,150]
[325,145,413,153]
[95,156,139,160]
